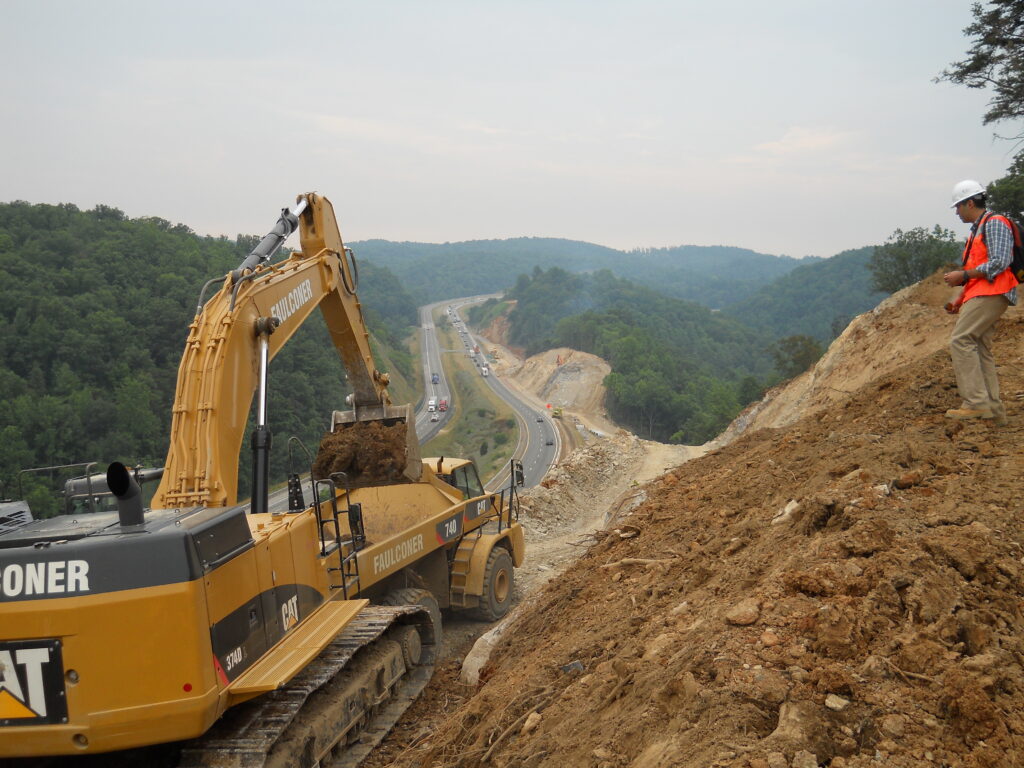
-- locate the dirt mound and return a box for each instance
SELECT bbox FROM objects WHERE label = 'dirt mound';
[482,343,619,436]
[388,281,1024,767]
[312,420,413,485]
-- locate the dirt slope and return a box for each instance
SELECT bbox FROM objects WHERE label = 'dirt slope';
[387,274,1024,768]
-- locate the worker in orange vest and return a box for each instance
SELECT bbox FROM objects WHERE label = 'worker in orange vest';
[942,179,1019,425]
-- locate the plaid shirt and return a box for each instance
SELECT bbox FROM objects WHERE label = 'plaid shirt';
[969,213,1018,306]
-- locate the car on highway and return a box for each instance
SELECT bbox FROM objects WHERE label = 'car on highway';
[536,415,544,422]
[430,413,440,422]
[545,438,554,446]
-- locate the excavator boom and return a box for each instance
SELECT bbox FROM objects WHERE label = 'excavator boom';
[153,193,419,510]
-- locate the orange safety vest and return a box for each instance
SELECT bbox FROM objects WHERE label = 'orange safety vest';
[961,213,1019,303]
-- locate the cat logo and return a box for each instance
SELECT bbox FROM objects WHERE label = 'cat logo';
[0,639,67,725]
[280,595,299,631]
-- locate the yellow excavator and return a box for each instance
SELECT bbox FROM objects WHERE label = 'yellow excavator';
[0,194,525,767]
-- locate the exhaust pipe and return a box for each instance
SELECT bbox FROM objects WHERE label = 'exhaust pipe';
[107,462,145,527]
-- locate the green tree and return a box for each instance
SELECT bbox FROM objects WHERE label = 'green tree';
[987,151,1024,219]
[938,0,1024,140]
[771,335,823,379]
[939,2,1024,238]
[868,226,960,293]
[737,376,763,406]
[724,246,884,343]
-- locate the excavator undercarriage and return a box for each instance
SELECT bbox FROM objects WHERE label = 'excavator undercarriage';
[179,604,439,768]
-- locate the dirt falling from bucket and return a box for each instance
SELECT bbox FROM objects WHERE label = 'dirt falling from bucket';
[312,420,411,486]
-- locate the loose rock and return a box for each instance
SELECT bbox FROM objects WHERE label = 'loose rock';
[725,597,761,626]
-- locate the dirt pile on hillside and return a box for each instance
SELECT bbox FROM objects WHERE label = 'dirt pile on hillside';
[481,309,520,355]
[520,432,649,536]
[482,342,619,435]
[390,284,1024,767]
[363,434,696,768]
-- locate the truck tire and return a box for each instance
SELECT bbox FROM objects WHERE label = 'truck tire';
[473,547,514,622]
[381,588,442,658]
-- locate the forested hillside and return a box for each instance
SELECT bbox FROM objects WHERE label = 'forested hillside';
[0,202,417,509]
[485,268,777,443]
[353,237,805,308]
[621,244,815,309]
[723,246,886,342]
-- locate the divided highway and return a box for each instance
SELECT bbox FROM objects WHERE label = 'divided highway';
[266,295,556,512]
[420,297,560,490]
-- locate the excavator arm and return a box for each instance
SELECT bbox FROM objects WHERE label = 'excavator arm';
[153,193,418,510]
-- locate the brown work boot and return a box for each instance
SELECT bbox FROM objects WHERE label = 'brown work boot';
[944,407,993,420]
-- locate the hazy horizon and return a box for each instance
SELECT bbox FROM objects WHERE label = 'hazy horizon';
[1,1,1015,259]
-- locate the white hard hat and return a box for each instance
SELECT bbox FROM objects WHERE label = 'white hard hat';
[951,179,985,208]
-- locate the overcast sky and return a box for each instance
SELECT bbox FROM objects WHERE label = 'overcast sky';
[0,1,1016,258]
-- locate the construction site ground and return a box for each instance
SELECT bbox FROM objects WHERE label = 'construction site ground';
[368,273,1024,768]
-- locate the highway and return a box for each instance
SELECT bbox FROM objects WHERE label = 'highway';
[437,298,560,491]
[413,301,455,443]
[265,294,556,512]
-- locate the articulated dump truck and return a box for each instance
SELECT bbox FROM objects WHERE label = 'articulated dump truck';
[0,194,525,768]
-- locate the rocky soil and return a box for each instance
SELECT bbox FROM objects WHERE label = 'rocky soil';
[371,272,1024,768]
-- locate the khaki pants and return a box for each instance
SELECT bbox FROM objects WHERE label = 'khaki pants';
[949,294,1010,415]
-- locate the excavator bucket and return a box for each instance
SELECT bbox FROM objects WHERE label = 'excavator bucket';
[312,403,422,487]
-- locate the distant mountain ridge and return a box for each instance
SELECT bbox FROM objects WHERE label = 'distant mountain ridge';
[353,237,883,343]
[723,246,887,342]
[351,237,807,309]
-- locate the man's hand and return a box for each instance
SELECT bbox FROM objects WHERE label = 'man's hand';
[943,270,968,287]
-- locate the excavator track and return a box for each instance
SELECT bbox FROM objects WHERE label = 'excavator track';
[179,604,438,768]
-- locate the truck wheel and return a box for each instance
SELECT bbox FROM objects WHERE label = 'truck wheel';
[474,547,514,622]
[381,588,442,655]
